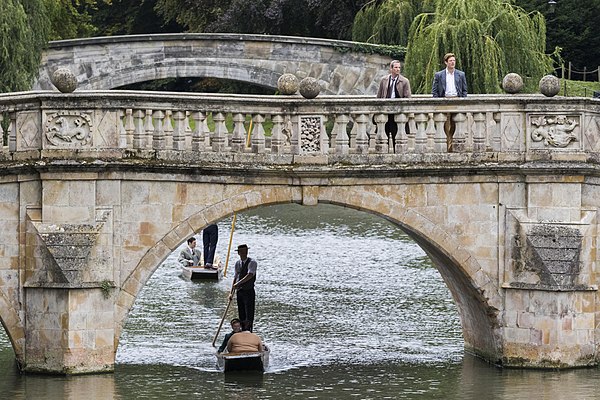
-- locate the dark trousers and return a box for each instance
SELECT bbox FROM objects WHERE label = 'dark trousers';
[385,115,398,149]
[236,288,256,332]
[202,224,218,265]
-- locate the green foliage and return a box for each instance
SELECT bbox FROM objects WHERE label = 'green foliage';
[0,0,49,93]
[558,79,600,98]
[334,43,407,61]
[352,0,435,45]
[404,0,554,94]
[515,0,600,73]
[44,0,100,40]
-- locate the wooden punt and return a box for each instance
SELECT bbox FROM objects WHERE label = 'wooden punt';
[181,255,223,281]
[216,345,270,373]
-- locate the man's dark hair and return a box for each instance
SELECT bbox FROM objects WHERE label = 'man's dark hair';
[187,237,196,245]
[230,318,241,325]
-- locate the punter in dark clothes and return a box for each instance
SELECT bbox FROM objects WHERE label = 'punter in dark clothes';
[232,244,257,332]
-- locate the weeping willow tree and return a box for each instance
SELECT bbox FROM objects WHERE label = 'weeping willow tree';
[0,0,50,93]
[352,0,436,45]
[404,0,553,94]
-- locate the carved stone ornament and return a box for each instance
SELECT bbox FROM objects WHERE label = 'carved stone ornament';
[45,111,93,147]
[531,115,578,148]
[300,116,322,152]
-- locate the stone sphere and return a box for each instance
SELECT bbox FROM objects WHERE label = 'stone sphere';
[277,73,299,95]
[51,67,78,93]
[502,73,524,94]
[539,74,560,97]
[299,77,321,99]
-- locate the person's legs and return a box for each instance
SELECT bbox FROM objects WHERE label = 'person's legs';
[385,115,398,151]
[444,113,456,152]
[236,291,247,323]
[203,224,218,265]
[246,289,255,332]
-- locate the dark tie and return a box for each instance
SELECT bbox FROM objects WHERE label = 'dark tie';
[387,77,396,98]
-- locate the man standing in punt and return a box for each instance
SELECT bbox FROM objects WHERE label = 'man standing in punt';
[232,244,257,332]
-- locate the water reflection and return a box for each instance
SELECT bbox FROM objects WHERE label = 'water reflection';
[2,203,600,399]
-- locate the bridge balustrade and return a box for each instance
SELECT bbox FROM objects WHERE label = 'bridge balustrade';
[1,91,598,164]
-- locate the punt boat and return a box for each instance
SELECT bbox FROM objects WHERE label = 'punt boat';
[216,345,270,373]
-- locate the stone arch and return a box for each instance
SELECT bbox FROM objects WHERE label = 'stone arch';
[0,291,25,365]
[33,33,391,94]
[115,185,502,362]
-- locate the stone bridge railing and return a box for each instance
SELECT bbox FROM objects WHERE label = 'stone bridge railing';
[1,91,599,168]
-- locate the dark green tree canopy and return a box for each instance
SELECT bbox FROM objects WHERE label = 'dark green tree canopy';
[515,0,600,72]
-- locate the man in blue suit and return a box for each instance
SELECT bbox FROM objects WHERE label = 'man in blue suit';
[432,53,467,151]
[432,53,467,98]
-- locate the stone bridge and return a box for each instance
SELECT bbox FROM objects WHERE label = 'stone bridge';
[1,90,600,374]
[33,33,392,94]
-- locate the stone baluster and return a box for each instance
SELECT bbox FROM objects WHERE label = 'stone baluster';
[144,110,154,149]
[230,113,246,153]
[212,112,228,152]
[172,111,186,151]
[0,113,3,151]
[290,115,300,155]
[270,114,285,154]
[333,114,350,155]
[163,110,174,149]
[433,113,447,153]
[124,109,134,149]
[408,113,417,150]
[190,112,206,152]
[354,114,369,154]
[374,113,389,154]
[490,112,502,151]
[414,113,428,153]
[152,110,165,150]
[349,119,357,149]
[184,112,192,148]
[117,110,127,148]
[7,111,16,152]
[395,113,408,154]
[202,115,211,148]
[473,112,486,153]
[251,114,266,154]
[425,113,436,152]
[133,110,145,150]
[320,115,329,154]
[451,113,467,152]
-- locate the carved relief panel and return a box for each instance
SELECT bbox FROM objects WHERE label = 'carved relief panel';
[44,111,93,148]
[527,114,581,150]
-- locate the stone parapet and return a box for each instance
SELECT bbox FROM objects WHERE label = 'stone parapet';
[1,92,599,169]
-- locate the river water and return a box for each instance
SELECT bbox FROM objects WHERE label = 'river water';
[2,203,600,399]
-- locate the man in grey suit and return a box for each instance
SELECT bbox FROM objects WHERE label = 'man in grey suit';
[431,53,467,151]
[178,236,202,267]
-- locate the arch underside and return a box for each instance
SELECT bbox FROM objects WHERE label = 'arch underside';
[86,61,286,92]
[116,187,502,363]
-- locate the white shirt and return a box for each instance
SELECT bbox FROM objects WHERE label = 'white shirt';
[445,69,458,97]
[389,76,397,98]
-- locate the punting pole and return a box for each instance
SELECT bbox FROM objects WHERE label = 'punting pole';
[212,213,238,346]
[212,284,235,347]
[223,213,237,277]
